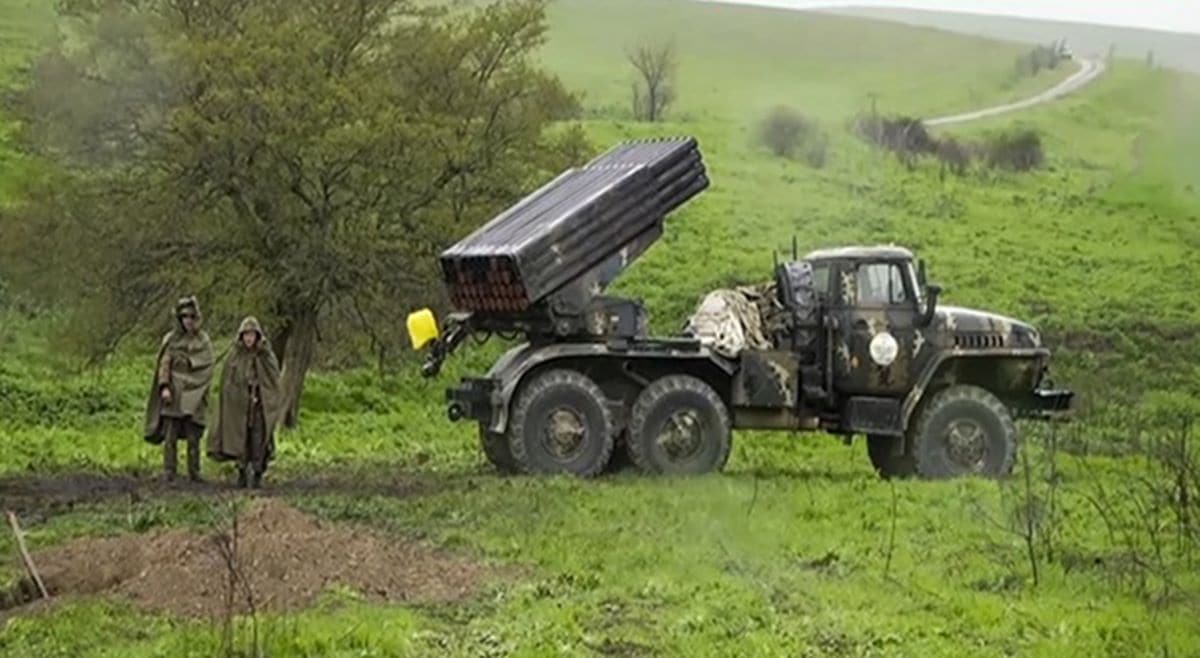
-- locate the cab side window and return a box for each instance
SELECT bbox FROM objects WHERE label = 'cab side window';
[855,262,907,305]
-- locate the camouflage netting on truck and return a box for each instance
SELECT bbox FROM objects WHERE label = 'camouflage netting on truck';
[683,283,786,357]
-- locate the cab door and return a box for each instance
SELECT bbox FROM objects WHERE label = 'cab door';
[832,260,920,396]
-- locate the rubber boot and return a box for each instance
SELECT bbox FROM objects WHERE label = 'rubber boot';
[187,438,203,483]
[162,439,177,484]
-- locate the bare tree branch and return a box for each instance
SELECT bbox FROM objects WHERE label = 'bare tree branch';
[626,38,676,122]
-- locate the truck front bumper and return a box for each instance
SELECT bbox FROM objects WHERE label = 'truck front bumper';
[446,377,498,424]
[1018,387,1075,420]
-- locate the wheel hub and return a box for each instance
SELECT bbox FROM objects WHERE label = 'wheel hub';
[542,407,586,460]
[945,419,987,470]
[655,409,705,462]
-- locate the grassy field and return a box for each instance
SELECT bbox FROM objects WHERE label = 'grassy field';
[2,0,1200,656]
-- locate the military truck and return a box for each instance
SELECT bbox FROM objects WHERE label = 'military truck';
[407,137,1073,479]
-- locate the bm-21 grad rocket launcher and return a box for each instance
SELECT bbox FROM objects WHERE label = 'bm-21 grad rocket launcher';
[409,137,708,376]
[407,136,1072,480]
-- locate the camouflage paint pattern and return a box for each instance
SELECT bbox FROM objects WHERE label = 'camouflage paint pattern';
[811,247,1049,430]
[731,350,799,409]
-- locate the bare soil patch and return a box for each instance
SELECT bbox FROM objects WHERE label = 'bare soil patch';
[4,498,497,619]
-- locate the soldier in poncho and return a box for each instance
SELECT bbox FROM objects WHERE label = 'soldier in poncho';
[143,296,215,482]
[207,317,283,488]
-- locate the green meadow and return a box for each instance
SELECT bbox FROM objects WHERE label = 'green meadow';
[1,0,1198,656]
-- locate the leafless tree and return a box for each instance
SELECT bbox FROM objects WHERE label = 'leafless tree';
[627,39,677,122]
[971,426,1067,588]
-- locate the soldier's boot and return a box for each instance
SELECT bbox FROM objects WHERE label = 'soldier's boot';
[237,465,249,488]
[186,435,203,483]
[162,439,178,483]
[250,468,263,489]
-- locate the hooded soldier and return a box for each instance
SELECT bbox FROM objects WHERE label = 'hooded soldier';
[207,316,283,488]
[143,296,215,482]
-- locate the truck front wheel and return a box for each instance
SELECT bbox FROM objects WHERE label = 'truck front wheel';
[479,426,519,475]
[910,385,1016,479]
[508,369,615,477]
[627,375,732,475]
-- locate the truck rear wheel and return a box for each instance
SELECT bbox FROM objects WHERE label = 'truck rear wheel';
[508,369,615,477]
[479,426,519,474]
[627,375,731,475]
[910,385,1016,479]
[866,434,916,479]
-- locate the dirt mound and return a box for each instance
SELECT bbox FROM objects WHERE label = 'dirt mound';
[13,498,495,619]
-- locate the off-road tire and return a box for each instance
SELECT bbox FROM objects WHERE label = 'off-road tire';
[508,369,614,477]
[479,426,519,475]
[866,434,916,479]
[627,375,731,475]
[911,385,1016,479]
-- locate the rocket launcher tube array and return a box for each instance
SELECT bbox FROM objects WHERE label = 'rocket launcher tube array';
[439,137,708,313]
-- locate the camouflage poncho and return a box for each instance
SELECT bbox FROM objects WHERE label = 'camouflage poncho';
[207,317,284,463]
[143,297,215,444]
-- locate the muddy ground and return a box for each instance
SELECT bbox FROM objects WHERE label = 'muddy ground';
[0,466,453,519]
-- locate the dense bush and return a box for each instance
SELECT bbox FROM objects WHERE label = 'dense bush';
[1015,42,1068,77]
[982,129,1044,171]
[853,113,1045,174]
[935,137,972,176]
[851,114,937,159]
[758,106,829,167]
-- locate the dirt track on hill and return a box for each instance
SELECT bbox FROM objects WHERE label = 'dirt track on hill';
[924,56,1106,127]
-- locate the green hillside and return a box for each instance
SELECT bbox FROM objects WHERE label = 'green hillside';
[1,0,1199,656]
[541,0,1075,120]
[830,5,1200,74]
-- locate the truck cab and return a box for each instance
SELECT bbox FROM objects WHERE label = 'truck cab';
[760,245,1071,478]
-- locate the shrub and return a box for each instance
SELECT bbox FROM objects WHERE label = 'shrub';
[759,106,809,157]
[935,137,972,176]
[851,113,1046,176]
[758,106,830,168]
[851,115,937,155]
[1014,42,1067,77]
[982,130,1044,172]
